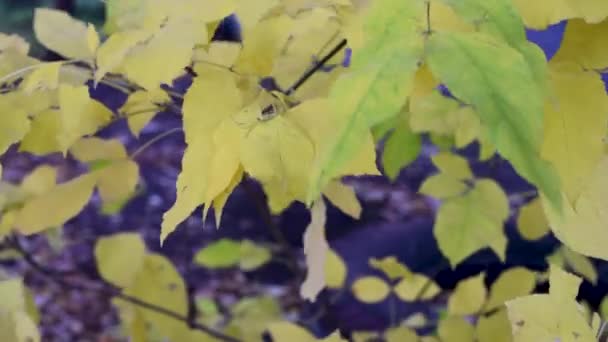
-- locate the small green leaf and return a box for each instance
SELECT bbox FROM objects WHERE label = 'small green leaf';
[194,239,241,269]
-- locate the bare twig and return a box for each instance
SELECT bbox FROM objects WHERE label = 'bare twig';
[285,39,348,95]
[7,235,241,342]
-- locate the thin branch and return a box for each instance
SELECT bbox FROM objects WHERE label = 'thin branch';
[285,39,347,95]
[7,235,241,342]
[129,127,183,160]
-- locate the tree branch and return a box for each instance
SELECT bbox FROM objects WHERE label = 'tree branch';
[6,235,242,342]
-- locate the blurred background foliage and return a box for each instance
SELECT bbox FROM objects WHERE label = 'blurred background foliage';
[0,0,104,57]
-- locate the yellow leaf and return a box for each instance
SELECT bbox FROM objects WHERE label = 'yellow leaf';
[506,265,595,342]
[369,256,412,280]
[0,93,31,155]
[352,276,391,304]
[33,8,93,60]
[121,88,169,137]
[95,233,146,288]
[541,63,608,204]
[325,249,347,289]
[517,198,550,240]
[431,152,473,180]
[15,173,96,235]
[86,24,99,54]
[123,254,190,341]
[235,0,279,30]
[70,137,127,161]
[300,199,329,301]
[543,157,608,261]
[162,69,241,242]
[268,322,347,341]
[22,62,62,94]
[475,309,512,342]
[96,160,139,205]
[58,85,113,152]
[384,326,418,342]
[119,19,201,89]
[240,115,314,211]
[204,118,242,206]
[19,109,62,155]
[485,268,537,312]
[323,181,361,219]
[562,247,598,285]
[195,41,241,69]
[94,29,151,83]
[394,274,441,301]
[448,273,487,315]
[235,15,293,75]
[553,19,608,70]
[438,317,475,342]
[210,167,243,228]
[0,33,30,55]
[20,165,57,197]
[512,0,608,29]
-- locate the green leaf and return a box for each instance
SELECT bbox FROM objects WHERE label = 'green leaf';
[194,239,241,269]
[239,240,271,271]
[307,0,425,204]
[382,117,421,181]
[426,31,561,212]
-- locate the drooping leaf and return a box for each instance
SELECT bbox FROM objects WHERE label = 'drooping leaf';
[300,199,329,301]
[540,63,608,204]
[306,0,425,204]
[426,31,561,212]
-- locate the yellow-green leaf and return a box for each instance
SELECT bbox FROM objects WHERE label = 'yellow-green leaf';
[239,240,272,271]
[438,317,475,342]
[434,179,509,266]
[14,173,97,235]
[394,274,441,301]
[448,273,487,315]
[506,265,595,342]
[541,63,608,204]
[57,85,113,152]
[323,181,361,219]
[194,239,241,269]
[352,276,391,304]
[95,233,146,288]
[369,256,412,281]
[485,267,537,311]
[426,31,561,212]
[382,117,421,181]
[517,198,550,240]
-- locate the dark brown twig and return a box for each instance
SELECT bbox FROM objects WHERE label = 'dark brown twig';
[285,39,348,95]
[7,235,242,342]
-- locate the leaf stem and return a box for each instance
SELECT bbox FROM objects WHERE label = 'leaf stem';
[129,127,182,160]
